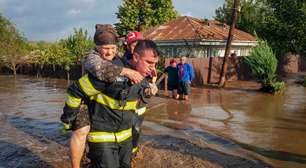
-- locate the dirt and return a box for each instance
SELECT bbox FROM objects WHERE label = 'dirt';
[131,131,271,168]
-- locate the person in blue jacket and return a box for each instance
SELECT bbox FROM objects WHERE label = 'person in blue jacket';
[176,56,194,100]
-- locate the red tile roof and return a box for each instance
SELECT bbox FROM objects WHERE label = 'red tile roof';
[143,16,256,42]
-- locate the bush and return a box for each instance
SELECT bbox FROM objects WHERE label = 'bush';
[303,78,306,87]
[156,56,165,73]
[261,81,286,93]
[244,38,285,93]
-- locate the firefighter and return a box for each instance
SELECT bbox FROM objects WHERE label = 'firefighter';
[68,25,147,168]
[61,40,159,168]
[85,30,157,156]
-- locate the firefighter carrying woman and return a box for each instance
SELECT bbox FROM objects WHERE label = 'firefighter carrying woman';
[61,24,159,168]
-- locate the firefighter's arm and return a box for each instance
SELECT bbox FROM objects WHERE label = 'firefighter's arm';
[62,73,106,129]
[84,53,144,84]
[61,81,86,130]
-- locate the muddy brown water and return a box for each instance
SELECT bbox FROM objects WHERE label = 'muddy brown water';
[0,75,305,168]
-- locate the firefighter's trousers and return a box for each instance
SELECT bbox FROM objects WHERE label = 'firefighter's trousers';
[88,139,132,168]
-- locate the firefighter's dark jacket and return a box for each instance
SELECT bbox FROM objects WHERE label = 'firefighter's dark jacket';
[61,58,149,142]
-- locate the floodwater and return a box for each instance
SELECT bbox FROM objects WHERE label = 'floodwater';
[0,75,305,168]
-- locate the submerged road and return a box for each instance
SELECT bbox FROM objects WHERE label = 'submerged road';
[0,75,305,168]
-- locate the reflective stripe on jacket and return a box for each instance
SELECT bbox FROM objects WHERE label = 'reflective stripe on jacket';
[90,93,138,111]
[65,94,81,108]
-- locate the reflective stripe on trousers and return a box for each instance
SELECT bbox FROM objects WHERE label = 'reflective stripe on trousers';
[88,128,132,143]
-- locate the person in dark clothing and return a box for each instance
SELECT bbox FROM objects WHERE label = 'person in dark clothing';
[122,31,158,154]
[164,59,178,98]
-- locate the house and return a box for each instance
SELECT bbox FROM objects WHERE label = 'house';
[143,16,256,58]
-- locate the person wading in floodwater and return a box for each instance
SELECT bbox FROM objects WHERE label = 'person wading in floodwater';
[176,56,194,100]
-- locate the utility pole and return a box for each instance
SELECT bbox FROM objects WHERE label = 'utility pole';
[218,0,240,87]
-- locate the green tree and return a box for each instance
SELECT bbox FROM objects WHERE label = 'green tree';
[59,28,94,80]
[0,13,29,76]
[215,0,269,35]
[244,38,285,93]
[28,28,93,80]
[55,44,74,81]
[44,43,73,80]
[60,28,94,63]
[115,0,178,36]
[0,13,10,51]
[28,42,52,73]
[215,0,306,56]
[262,0,306,56]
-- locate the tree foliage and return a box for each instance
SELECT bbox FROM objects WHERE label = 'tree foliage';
[28,28,94,79]
[30,28,93,68]
[263,0,306,56]
[60,28,94,63]
[215,0,306,56]
[244,38,285,93]
[245,39,277,83]
[0,11,95,78]
[0,13,29,75]
[115,0,178,36]
[215,0,269,36]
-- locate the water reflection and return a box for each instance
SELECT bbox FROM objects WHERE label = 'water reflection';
[1,75,306,168]
[0,140,53,168]
[146,83,306,167]
[167,101,192,121]
[0,75,69,167]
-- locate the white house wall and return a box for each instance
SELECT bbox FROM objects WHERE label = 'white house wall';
[155,40,257,47]
[158,45,253,58]
[155,40,256,58]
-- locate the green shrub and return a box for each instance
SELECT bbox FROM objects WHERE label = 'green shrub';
[261,81,286,93]
[244,38,285,93]
[156,56,165,73]
[303,78,306,87]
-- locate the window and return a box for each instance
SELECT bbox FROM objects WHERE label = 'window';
[165,48,172,57]
[173,47,178,56]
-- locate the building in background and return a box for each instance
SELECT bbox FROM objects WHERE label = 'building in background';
[143,16,256,58]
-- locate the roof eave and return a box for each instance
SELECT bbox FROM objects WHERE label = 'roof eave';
[153,39,257,47]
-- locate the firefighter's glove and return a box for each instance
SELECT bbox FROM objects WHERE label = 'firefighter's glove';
[143,83,158,98]
[143,87,151,98]
[149,83,158,96]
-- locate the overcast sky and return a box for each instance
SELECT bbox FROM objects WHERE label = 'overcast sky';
[0,0,224,42]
